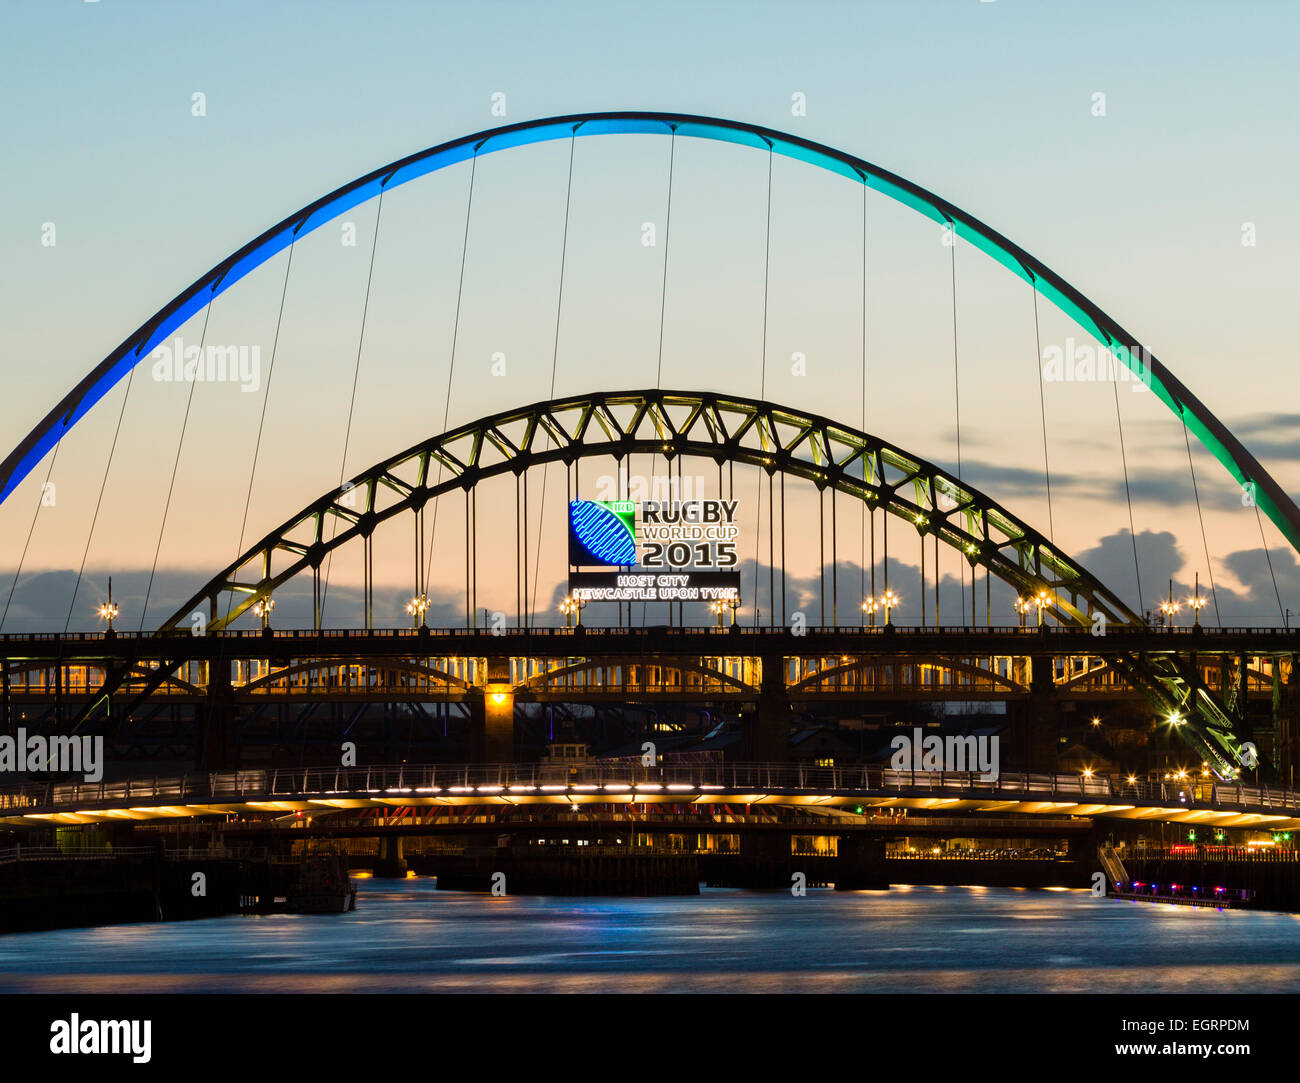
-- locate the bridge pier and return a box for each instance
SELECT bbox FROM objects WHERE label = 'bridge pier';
[372,835,407,878]
[740,658,789,762]
[1006,659,1058,772]
[196,657,238,771]
[833,835,888,891]
[470,659,515,763]
[1278,656,1299,787]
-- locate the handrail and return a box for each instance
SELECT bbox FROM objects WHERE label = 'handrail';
[0,623,1297,642]
[4,762,1300,819]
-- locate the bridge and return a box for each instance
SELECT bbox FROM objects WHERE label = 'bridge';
[6,762,1300,832]
[2,111,1297,847]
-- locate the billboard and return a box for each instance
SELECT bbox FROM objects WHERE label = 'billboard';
[568,496,742,604]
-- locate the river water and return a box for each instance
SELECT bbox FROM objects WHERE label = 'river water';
[1,878,1298,993]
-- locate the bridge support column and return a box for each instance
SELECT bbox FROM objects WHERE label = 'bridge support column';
[833,835,888,891]
[1007,660,1058,772]
[471,659,515,763]
[373,835,407,879]
[741,658,789,763]
[196,657,238,772]
[1277,656,1299,788]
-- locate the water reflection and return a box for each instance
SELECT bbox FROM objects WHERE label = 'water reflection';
[1,879,1298,993]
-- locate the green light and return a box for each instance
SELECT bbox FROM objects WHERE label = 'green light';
[1187,831,1196,841]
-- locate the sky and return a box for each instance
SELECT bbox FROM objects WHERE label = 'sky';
[0,0,1297,631]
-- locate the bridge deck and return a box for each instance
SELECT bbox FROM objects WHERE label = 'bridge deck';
[4,763,1299,830]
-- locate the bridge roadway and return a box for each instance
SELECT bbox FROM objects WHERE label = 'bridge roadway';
[4,762,1300,830]
[3,624,1297,663]
[3,624,1293,708]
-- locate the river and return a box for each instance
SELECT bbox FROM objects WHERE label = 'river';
[1,878,1297,993]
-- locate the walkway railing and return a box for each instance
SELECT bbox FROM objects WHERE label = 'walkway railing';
[0,623,1296,644]
[3,762,1300,819]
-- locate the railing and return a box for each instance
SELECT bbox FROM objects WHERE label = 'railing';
[0,624,1295,644]
[0,845,256,864]
[1124,844,1300,862]
[5,762,1300,819]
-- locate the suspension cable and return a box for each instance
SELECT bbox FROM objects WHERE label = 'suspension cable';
[529,134,577,621]
[1,437,64,632]
[1031,285,1055,544]
[424,152,478,598]
[1255,500,1285,624]
[753,147,773,624]
[860,180,868,610]
[949,235,965,621]
[1181,414,1221,625]
[654,130,676,388]
[63,364,137,632]
[641,131,676,627]
[225,242,296,625]
[139,300,214,630]
[1111,376,1144,617]
[320,189,385,622]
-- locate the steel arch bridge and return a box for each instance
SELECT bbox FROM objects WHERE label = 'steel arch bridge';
[139,387,1242,776]
[162,389,1142,633]
[3,111,1295,781]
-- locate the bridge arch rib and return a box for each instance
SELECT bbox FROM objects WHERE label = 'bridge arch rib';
[159,388,1141,634]
[157,387,1252,778]
[3,112,1298,559]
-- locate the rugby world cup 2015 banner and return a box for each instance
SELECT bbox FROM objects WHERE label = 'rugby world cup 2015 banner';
[567,498,741,603]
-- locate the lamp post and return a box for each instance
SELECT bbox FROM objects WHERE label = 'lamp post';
[252,596,275,630]
[861,595,878,627]
[561,593,587,627]
[1034,589,1050,628]
[97,577,119,635]
[1014,596,1031,628]
[710,599,726,629]
[881,589,899,626]
[1187,571,1207,626]
[1159,578,1180,627]
[406,593,430,629]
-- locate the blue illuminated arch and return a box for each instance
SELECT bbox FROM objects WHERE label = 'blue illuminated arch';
[5,111,1297,555]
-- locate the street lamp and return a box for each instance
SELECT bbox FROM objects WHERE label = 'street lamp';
[561,593,587,627]
[1186,571,1206,626]
[881,589,899,626]
[861,595,878,627]
[406,593,430,629]
[1159,578,1180,627]
[97,576,119,633]
[252,596,275,630]
[1014,596,1031,627]
[1034,589,1050,627]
